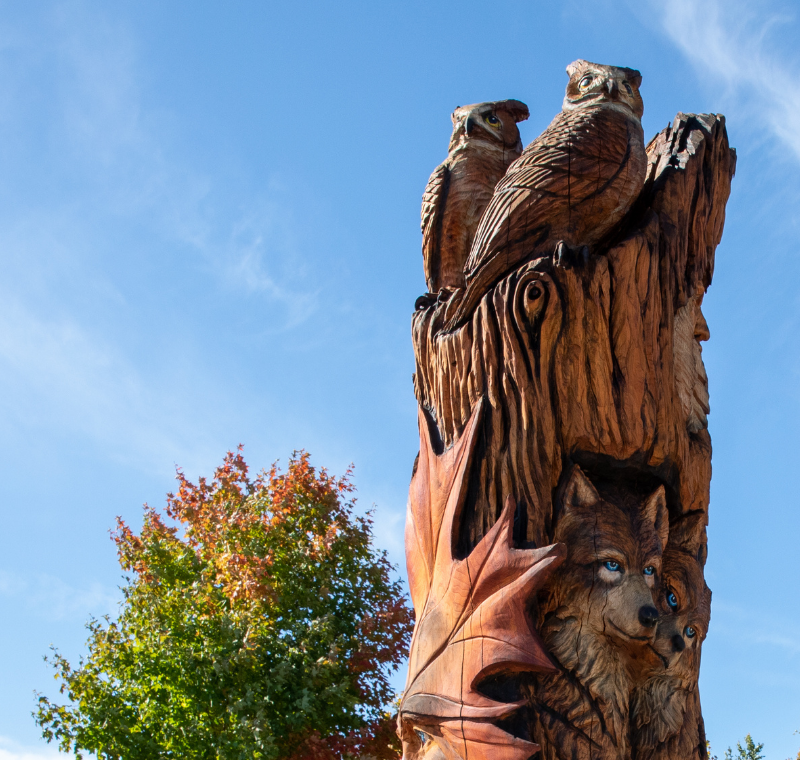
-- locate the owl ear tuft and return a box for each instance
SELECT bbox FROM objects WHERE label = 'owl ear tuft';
[494,99,530,123]
[566,59,589,79]
[622,67,642,89]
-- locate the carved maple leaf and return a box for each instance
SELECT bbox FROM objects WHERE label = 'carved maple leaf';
[400,398,565,759]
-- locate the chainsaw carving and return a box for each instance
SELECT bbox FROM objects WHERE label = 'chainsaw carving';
[403,58,735,760]
[421,100,529,294]
[630,513,712,760]
[674,285,711,434]
[451,60,646,326]
[398,398,565,760]
[530,466,669,760]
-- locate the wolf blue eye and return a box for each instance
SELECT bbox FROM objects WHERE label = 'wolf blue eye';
[643,566,655,576]
[685,626,696,638]
[667,592,678,609]
[603,560,621,572]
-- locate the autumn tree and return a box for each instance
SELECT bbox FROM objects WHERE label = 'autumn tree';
[35,449,413,760]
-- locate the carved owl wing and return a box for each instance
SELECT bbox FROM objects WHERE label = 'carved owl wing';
[421,161,450,293]
[451,107,643,326]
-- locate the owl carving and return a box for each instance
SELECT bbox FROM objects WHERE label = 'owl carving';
[421,99,529,294]
[451,60,646,325]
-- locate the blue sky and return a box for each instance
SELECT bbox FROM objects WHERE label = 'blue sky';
[0,1,798,758]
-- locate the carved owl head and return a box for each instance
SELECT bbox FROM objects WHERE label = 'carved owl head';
[563,60,644,120]
[448,99,529,152]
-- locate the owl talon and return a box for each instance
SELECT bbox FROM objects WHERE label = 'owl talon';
[553,241,572,268]
[553,241,590,269]
[415,293,438,311]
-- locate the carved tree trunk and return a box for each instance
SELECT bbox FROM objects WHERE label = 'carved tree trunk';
[404,113,735,760]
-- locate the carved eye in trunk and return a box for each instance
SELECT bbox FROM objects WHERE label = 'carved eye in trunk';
[524,280,546,322]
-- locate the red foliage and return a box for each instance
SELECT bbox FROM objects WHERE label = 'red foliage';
[108,447,410,759]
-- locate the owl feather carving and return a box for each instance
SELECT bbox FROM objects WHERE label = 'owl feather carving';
[421,99,529,294]
[449,60,646,326]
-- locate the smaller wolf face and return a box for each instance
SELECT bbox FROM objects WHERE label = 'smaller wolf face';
[653,545,711,675]
[629,518,711,752]
[550,465,669,645]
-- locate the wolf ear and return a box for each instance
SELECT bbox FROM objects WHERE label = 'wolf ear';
[559,465,600,520]
[668,512,708,563]
[642,486,669,550]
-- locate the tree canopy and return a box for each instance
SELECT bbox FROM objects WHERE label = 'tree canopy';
[35,449,413,760]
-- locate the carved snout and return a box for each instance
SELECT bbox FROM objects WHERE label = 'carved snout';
[649,614,682,666]
[671,633,686,652]
[638,605,659,628]
[605,576,659,642]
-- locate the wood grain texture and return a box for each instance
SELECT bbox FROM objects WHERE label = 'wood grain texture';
[404,108,735,759]
[451,61,647,327]
[398,398,566,760]
[421,100,529,294]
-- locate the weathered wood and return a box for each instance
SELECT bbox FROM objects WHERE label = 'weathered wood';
[400,59,735,760]
[398,399,565,760]
[421,100,529,293]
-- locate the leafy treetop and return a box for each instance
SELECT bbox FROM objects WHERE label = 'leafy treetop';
[35,449,413,760]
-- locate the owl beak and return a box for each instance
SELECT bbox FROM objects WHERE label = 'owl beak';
[606,79,619,98]
[464,115,477,136]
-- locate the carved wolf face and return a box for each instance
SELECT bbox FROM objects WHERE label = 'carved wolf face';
[630,515,710,752]
[547,465,669,647]
[653,519,711,675]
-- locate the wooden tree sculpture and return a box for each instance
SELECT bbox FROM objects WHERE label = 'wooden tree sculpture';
[400,59,735,760]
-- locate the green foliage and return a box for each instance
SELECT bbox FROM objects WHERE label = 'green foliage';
[722,735,765,760]
[35,450,413,760]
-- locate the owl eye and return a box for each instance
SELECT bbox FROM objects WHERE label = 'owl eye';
[579,75,594,89]
[623,81,633,95]
[685,626,696,638]
[666,591,679,610]
[484,114,501,127]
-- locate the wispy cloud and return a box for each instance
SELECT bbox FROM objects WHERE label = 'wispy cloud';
[0,292,209,473]
[49,4,314,311]
[0,569,118,623]
[224,204,320,329]
[0,736,65,760]
[650,0,800,162]
[706,598,800,656]
[0,3,319,472]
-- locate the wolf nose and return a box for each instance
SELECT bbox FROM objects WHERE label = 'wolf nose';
[671,634,686,653]
[638,605,659,628]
